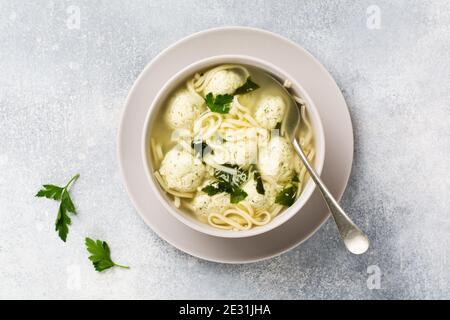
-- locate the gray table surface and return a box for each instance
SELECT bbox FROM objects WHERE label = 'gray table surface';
[1,0,449,300]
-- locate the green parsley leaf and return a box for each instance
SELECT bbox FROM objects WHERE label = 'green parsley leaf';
[275,185,298,207]
[234,78,260,95]
[55,200,71,242]
[205,93,233,114]
[62,189,76,213]
[214,164,248,188]
[85,238,129,272]
[202,181,233,196]
[230,188,248,204]
[36,174,79,242]
[253,169,265,195]
[36,185,64,200]
[275,174,300,207]
[202,184,222,196]
[202,165,249,203]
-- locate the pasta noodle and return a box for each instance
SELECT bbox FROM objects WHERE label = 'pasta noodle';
[208,202,271,231]
[154,171,195,199]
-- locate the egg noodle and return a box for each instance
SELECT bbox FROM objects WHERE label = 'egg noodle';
[151,65,315,231]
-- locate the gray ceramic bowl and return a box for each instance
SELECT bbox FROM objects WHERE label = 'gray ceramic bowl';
[142,55,325,238]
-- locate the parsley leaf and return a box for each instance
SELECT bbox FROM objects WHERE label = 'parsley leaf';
[36,185,64,200]
[205,93,233,114]
[203,182,247,204]
[251,167,265,195]
[202,184,222,196]
[85,238,129,272]
[230,188,248,204]
[234,78,260,95]
[202,180,234,195]
[275,174,300,207]
[36,174,80,242]
[214,164,248,188]
[275,185,298,207]
[202,165,249,203]
[55,200,71,242]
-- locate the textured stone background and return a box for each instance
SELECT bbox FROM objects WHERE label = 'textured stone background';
[1,0,449,299]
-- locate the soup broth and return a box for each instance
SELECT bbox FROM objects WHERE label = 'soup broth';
[147,64,315,231]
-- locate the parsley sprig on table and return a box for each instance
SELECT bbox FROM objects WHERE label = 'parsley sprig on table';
[36,173,129,272]
[85,238,129,272]
[36,173,80,242]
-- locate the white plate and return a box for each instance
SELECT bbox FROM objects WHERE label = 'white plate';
[118,27,354,264]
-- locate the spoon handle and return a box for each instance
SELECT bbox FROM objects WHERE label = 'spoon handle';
[292,139,370,254]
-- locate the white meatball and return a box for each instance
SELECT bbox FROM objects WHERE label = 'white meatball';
[159,147,206,192]
[191,193,230,220]
[229,139,258,166]
[209,128,259,166]
[213,139,258,166]
[254,95,286,129]
[204,70,245,96]
[242,178,276,212]
[165,89,204,129]
[258,136,294,181]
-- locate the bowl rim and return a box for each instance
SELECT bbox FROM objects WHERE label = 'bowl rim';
[141,54,326,238]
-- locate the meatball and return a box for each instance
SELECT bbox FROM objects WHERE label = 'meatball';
[191,192,231,220]
[204,70,245,96]
[213,139,258,167]
[209,128,259,166]
[165,89,204,129]
[258,136,294,181]
[254,95,286,129]
[159,147,206,192]
[242,178,276,212]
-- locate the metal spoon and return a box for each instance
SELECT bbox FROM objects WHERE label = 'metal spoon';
[276,79,370,255]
